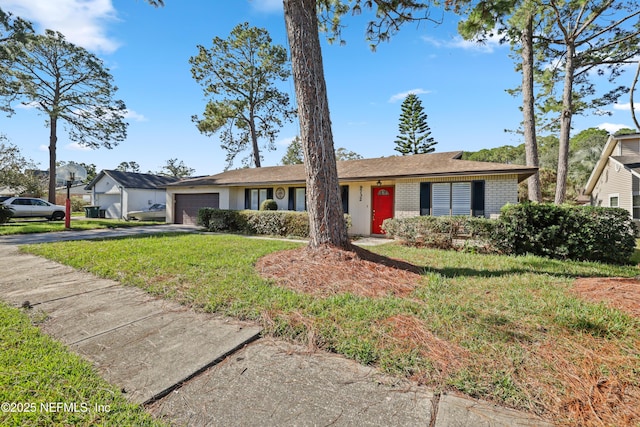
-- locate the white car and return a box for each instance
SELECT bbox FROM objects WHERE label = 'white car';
[126,203,166,221]
[1,197,66,221]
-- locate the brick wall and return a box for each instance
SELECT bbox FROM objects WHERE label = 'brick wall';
[394,175,519,219]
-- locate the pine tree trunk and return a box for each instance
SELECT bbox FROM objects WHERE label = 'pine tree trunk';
[521,13,542,202]
[283,0,350,250]
[48,115,58,203]
[554,42,575,205]
[249,111,261,167]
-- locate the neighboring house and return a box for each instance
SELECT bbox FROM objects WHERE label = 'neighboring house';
[85,170,181,219]
[165,151,537,235]
[585,132,640,221]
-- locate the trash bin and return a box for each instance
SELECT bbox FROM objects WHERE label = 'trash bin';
[84,206,100,218]
[98,209,106,218]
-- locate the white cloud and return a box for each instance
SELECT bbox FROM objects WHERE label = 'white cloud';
[422,33,504,54]
[124,109,147,122]
[38,144,48,152]
[0,0,120,53]
[249,0,282,13]
[613,103,640,112]
[597,122,633,133]
[388,88,431,103]
[65,142,92,151]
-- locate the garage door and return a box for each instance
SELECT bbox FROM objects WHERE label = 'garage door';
[174,193,219,225]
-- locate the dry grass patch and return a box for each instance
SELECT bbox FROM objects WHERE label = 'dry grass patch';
[525,335,640,426]
[379,314,470,379]
[573,277,640,318]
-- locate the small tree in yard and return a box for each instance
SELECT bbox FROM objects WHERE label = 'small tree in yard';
[2,30,127,203]
[394,93,437,155]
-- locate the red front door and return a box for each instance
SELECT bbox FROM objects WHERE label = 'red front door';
[372,186,394,234]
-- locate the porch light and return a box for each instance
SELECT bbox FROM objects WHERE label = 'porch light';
[376,180,382,186]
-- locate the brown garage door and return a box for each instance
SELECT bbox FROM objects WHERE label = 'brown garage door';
[175,193,219,225]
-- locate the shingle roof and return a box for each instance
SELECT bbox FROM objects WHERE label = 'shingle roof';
[85,170,181,190]
[169,151,537,187]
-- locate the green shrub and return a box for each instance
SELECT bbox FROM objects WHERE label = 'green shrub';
[70,196,89,213]
[493,203,636,264]
[260,199,278,211]
[382,216,480,249]
[0,205,13,224]
[198,208,351,239]
[197,208,247,232]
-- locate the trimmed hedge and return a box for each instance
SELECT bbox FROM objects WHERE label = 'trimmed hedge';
[494,203,636,264]
[198,208,351,239]
[382,216,495,250]
[383,204,637,264]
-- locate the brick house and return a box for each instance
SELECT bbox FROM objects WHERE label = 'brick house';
[164,151,537,236]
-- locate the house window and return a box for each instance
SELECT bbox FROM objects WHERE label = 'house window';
[633,195,640,220]
[609,194,619,208]
[420,181,485,217]
[288,187,306,211]
[341,185,349,214]
[244,188,273,210]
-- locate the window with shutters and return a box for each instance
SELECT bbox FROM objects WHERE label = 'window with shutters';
[244,188,273,210]
[420,181,485,217]
[288,187,306,211]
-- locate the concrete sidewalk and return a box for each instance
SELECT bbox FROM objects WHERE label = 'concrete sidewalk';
[0,232,554,426]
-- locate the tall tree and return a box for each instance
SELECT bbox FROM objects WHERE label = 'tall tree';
[190,22,295,169]
[457,0,544,201]
[284,0,434,249]
[536,0,640,204]
[394,93,437,154]
[2,30,127,202]
[158,158,195,178]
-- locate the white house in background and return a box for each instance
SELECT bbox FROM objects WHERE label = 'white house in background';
[584,132,640,222]
[165,151,537,236]
[85,170,181,220]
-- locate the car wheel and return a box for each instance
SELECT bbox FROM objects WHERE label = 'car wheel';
[50,211,65,221]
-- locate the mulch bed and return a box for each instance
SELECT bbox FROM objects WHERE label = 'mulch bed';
[255,245,422,298]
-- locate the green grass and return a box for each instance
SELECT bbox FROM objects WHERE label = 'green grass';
[18,234,640,424]
[0,302,166,427]
[0,219,163,235]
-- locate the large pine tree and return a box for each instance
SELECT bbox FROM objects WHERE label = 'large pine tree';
[394,94,437,155]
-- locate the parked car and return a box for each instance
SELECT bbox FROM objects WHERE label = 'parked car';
[126,203,166,221]
[1,197,66,220]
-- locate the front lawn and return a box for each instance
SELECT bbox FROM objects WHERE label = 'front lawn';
[0,219,164,235]
[0,303,166,427]
[21,234,640,426]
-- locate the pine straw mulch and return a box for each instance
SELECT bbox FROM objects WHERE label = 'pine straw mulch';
[255,244,423,298]
[256,247,640,426]
[572,277,640,319]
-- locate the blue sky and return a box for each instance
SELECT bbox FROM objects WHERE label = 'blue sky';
[0,0,637,176]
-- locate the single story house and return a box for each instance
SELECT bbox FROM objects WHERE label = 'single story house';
[584,132,640,221]
[165,151,537,235]
[85,170,181,220]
